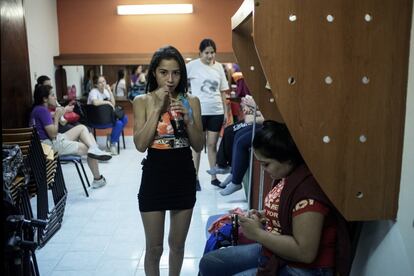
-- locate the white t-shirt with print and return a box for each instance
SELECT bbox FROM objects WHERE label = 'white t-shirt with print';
[186,59,229,115]
[87,88,111,105]
[115,79,126,97]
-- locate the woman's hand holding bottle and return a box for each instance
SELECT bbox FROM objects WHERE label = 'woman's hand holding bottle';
[169,95,186,137]
[153,85,170,114]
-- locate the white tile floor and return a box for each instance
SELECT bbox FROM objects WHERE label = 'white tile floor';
[36,136,247,276]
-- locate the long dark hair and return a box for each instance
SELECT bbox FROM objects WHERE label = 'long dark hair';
[146,45,188,95]
[115,69,125,93]
[253,120,304,167]
[92,75,101,87]
[35,75,51,89]
[199,38,217,53]
[33,85,53,107]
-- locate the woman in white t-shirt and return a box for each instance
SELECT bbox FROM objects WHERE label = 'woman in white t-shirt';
[187,38,229,191]
[87,75,128,155]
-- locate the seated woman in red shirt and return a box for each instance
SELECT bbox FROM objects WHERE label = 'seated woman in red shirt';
[199,120,351,276]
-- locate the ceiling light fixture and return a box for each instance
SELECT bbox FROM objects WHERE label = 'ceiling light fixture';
[117,4,193,15]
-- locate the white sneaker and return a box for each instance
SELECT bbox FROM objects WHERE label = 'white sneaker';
[92,176,107,189]
[110,143,118,155]
[87,147,112,161]
[206,166,231,175]
[220,182,242,196]
[219,174,232,188]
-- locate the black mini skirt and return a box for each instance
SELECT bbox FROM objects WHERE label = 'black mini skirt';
[138,147,196,212]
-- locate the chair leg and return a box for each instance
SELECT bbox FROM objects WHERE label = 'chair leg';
[117,139,120,155]
[78,160,90,187]
[71,161,89,197]
[122,130,125,149]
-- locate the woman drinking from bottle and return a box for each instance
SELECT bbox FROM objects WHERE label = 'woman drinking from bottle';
[133,45,204,276]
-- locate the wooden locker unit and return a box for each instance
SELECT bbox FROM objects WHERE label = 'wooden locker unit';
[232,8,284,122]
[231,1,284,210]
[232,0,412,220]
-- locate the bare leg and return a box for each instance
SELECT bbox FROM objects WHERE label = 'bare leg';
[69,128,101,179]
[141,211,166,276]
[76,143,101,179]
[86,157,101,179]
[63,124,97,148]
[168,209,193,276]
[191,131,205,177]
[192,149,201,176]
[206,131,220,181]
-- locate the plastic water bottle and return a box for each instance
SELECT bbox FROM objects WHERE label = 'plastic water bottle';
[170,109,185,138]
[169,93,186,138]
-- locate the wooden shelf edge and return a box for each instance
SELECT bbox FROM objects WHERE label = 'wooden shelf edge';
[54,52,237,65]
[232,0,254,30]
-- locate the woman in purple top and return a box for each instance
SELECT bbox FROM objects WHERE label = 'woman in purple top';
[30,85,112,188]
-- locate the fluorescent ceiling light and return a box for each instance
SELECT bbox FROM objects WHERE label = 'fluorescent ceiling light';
[117,4,193,15]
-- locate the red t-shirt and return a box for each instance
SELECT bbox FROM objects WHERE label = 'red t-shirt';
[262,179,337,268]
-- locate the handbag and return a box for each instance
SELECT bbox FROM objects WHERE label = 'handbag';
[73,101,88,124]
[63,111,80,123]
[114,105,125,119]
[203,223,233,254]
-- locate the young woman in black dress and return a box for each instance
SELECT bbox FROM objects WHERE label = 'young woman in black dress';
[133,45,204,276]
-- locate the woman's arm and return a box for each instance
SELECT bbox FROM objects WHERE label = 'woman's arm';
[44,107,65,139]
[221,90,228,122]
[106,85,116,106]
[133,88,170,152]
[91,98,114,108]
[240,211,325,264]
[133,96,157,152]
[185,95,204,152]
[89,89,115,108]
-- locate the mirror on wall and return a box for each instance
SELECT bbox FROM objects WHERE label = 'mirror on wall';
[82,65,149,99]
[61,63,246,101]
[62,66,84,99]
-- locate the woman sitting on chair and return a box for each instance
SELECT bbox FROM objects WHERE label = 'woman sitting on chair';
[30,85,112,189]
[199,121,351,276]
[87,75,128,155]
[36,75,80,133]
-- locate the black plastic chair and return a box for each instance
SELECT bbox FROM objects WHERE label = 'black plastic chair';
[58,155,90,197]
[84,104,125,154]
[2,128,68,247]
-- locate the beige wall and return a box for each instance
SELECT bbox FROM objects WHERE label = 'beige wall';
[24,0,59,90]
